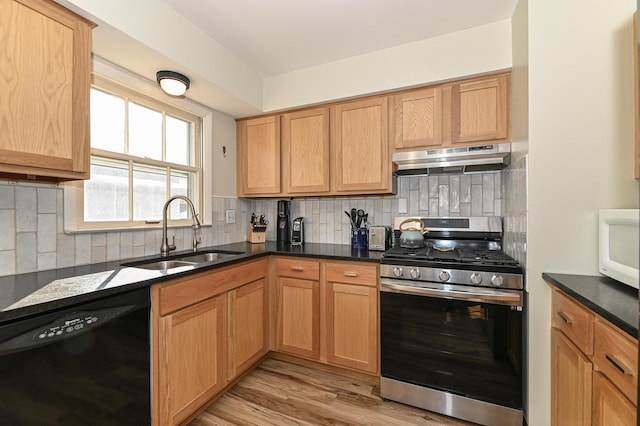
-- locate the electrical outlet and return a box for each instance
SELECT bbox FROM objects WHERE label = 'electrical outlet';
[225,209,236,224]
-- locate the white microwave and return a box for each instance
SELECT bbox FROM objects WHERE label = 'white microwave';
[598,209,639,288]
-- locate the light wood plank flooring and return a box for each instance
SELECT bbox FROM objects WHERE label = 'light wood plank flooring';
[190,358,473,426]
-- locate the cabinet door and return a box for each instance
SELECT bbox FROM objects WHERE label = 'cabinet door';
[331,97,393,194]
[159,296,226,426]
[276,276,320,359]
[0,0,93,180]
[592,371,636,426]
[551,329,592,426]
[236,116,281,196]
[325,282,378,373]
[445,74,509,145]
[392,87,443,150]
[282,107,330,194]
[227,278,268,380]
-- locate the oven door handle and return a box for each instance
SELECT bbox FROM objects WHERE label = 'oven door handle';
[380,279,523,307]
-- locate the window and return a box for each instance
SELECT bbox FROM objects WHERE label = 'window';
[72,76,203,230]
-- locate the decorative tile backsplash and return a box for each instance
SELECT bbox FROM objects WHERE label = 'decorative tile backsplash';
[0,168,522,277]
[0,183,252,277]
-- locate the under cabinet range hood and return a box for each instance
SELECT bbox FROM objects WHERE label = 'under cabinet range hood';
[392,143,511,175]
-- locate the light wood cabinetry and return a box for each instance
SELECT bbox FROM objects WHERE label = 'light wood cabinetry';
[324,261,378,374]
[282,108,330,194]
[392,87,443,149]
[275,258,321,359]
[444,74,509,146]
[331,96,393,194]
[0,0,94,181]
[153,259,268,426]
[550,289,637,426]
[236,116,281,196]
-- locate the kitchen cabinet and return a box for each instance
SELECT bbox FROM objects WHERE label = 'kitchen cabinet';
[227,278,269,380]
[391,87,443,150]
[331,96,394,194]
[0,0,94,181]
[153,259,268,425]
[324,261,378,374]
[550,288,638,426]
[236,116,281,196]
[443,73,509,146]
[281,107,330,194]
[275,258,321,359]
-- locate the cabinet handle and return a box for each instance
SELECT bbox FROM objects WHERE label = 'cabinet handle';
[556,311,572,324]
[605,354,633,376]
[343,271,359,277]
[290,266,305,272]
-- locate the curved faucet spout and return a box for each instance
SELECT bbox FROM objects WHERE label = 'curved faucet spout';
[160,195,201,256]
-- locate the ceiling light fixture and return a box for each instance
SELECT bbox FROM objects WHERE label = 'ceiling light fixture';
[156,70,190,97]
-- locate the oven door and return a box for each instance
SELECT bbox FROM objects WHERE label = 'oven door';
[380,279,523,410]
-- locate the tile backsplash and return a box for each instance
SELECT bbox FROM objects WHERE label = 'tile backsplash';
[502,157,527,266]
[0,183,251,277]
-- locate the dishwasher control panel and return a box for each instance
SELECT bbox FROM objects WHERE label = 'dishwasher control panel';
[37,314,100,339]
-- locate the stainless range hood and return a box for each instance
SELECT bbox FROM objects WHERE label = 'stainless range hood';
[392,143,511,176]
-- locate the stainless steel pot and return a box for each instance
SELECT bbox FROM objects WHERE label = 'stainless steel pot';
[398,218,428,248]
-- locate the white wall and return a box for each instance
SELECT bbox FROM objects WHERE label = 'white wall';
[263,20,513,112]
[526,0,638,424]
[211,111,237,197]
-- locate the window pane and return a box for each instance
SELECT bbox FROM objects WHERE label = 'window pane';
[133,164,166,221]
[129,102,162,160]
[90,88,125,153]
[166,115,191,166]
[169,170,194,219]
[84,158,129,221]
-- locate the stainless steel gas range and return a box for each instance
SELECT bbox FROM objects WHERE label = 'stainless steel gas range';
[380,217,524,426]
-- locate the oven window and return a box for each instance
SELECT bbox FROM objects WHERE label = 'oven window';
[381,291,523,409]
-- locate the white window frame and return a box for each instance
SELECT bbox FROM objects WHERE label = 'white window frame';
[64,57,213,232]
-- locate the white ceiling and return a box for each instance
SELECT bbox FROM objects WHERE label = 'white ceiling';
[161,0,518,78]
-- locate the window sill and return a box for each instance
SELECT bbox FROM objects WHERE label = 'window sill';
[63,223,213,235]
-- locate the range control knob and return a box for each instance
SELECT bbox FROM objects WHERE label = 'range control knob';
[392,267,403,278]
[469,273,483,285]
[491,275,504,287]
[409,268,421,279]
[439,270,451,282]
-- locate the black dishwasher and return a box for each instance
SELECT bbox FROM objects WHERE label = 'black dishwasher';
[0,288,151,425]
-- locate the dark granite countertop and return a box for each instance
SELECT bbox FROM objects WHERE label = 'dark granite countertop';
[543,272,638,338]
[0,242,383,324]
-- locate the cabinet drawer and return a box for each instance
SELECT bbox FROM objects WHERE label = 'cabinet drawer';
[594,319,638,404]
[551,290,594,355]
[275,258,320,280]
[325,262,378,287]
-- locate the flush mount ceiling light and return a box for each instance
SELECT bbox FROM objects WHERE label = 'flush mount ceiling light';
[156,70,190,97]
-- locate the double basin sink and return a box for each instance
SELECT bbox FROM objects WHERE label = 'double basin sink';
[122,250,244,272]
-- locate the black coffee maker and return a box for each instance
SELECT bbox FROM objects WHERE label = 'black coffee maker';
[277,200,290,245]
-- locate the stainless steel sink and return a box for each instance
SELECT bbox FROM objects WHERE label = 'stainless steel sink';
[123,250,244,271]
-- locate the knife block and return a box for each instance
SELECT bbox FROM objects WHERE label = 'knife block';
[248,224,267,244]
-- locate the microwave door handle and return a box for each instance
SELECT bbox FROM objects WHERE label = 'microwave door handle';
[380,279,523,307]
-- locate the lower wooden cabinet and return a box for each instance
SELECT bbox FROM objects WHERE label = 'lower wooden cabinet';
[227,278,269,380]
[551,328,592,426]
[158,295,226,426]
[592,371,637,426]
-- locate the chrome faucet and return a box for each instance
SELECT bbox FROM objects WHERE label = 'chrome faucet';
[160,195,202,256]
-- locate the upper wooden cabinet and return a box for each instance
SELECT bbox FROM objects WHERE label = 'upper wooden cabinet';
[331,96,393,194]
[392,87,443,149]
[0,0,94,181]
[444,73,509,146]
[281,108,330,194]
[236,116,281,196]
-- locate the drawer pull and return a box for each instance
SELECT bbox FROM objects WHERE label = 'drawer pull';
[605,354,633,376]
[290,266,305,272]
[343,271,359,277]
[556,311,572,324]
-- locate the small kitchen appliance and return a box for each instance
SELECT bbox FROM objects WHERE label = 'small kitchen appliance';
[598,209,639,288]
[277,200,290,245]
[291,217,304,245]
[380,216,524,426]
[368,226,392,251]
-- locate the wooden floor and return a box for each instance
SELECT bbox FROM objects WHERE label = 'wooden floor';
[190,358,473,426]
